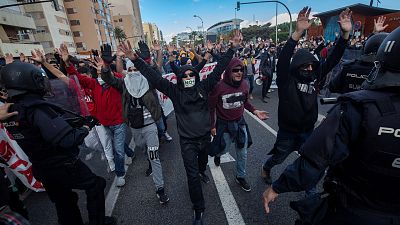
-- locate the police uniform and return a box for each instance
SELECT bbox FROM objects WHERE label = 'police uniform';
[329,32,389,94]
[0,62,111,225]
[328,59,373,93]
[271,27,400,225]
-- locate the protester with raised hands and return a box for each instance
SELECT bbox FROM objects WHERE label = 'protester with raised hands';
[60,43,134,187]
[118,29,242,225]
[100,47,170,205]
[261,7,351,196]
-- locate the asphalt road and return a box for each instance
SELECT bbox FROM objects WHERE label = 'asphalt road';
[23,84,335,225]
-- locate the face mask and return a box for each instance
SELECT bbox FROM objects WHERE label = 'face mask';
[183,77,196,88]
[297,70,316,83]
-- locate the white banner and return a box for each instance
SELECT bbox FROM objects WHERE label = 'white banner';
[0,123,45,192]
[158,60,261,116]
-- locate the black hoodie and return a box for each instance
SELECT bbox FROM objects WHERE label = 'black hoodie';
[133,48,235,138]
[276,37,347,133]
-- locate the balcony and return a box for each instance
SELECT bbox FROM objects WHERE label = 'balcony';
[0,42,43,57]
[0,8,36,29]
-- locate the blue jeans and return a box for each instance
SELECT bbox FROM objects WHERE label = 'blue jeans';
[107,123,127,177]
[218,126,248,178]
[263,129,316,195]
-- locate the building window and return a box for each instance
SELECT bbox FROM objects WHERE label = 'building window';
[70,20,80,26]
[73,31,83,37]
[66,8,77,14]
[119,18,122,22]
[55,15,68,25]
[28,12,45,19]
[41,41,54,48]
[64,0,74,2]
[76,42,84,48]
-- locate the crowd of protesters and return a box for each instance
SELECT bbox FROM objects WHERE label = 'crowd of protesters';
[0,4,399,225]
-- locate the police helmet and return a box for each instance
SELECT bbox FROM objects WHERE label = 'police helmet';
[360,32,389,63]
[0,62,48,98]
[363,27,400,90]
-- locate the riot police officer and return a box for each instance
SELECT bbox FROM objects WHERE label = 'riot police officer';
[328,32,388,93]
[263,27,400,225]
[0,62,115,225]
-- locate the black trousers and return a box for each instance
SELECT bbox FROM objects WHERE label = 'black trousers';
[179,135,209,212]
[32,159,106,225]
[261,74,273,98]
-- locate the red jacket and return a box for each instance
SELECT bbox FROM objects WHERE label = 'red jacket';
[66,64,124,126]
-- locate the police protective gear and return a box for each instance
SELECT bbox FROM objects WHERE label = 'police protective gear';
[361,32,389,63]
[0,62,49,98]
[335,90,400,214]
[364,27,400,89]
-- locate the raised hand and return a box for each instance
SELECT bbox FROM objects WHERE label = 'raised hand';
[93,56,104,73]
[206,40,213,51]
[297,7,312,33]
[152,40,161,51]
[19,53,26,62]
[58,43,70,64]
[167,44,174,53]
[100,43,115,65]
[119,41,138,61]
[229,29,243,49]
[4,53,14,65]
[137,40,150,59]
[373,16,389,33]
[338,8,352,39]
[31,49,46,63]
[0,103,18,121]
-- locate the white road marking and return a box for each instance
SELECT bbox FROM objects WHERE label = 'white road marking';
[105,164,128,216]
[209,159,246,225]
[245,110,277,137]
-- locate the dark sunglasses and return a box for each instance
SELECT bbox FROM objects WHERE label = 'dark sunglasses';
[232,68,244,73]
[184,72,196,77]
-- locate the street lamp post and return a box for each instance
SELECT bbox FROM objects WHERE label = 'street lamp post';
[193,15,205,45]
[236,1,293,39]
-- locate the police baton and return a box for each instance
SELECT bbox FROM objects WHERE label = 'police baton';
[320,97,338,105]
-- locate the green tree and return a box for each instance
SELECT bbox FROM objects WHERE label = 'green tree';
[114,27,127,43]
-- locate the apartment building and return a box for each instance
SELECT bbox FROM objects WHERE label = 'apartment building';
[143,22,161,48]
[23,0,76,54]
[0,0,43,58]
[109,0,144,48]
[63,0,116,54]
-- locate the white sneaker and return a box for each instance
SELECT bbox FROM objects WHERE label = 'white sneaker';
[116,176,125,187]
[125,157,132,165]
[164,132,172,141]
[108,160,115,172]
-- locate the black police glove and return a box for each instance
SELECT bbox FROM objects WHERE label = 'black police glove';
[100,44,116,64]
[84,116,100,129]
[137,41,150,60]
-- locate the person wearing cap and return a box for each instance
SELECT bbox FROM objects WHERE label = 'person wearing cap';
[263,26,400,225]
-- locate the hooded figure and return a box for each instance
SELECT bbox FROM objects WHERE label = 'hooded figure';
[289,49,320,83]
[176,65,201,89]
[208,58,266,192]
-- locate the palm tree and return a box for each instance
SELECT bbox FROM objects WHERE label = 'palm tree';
[114,27,127,44]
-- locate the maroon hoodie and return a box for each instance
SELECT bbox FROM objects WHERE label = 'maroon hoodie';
[209,58,256,128]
